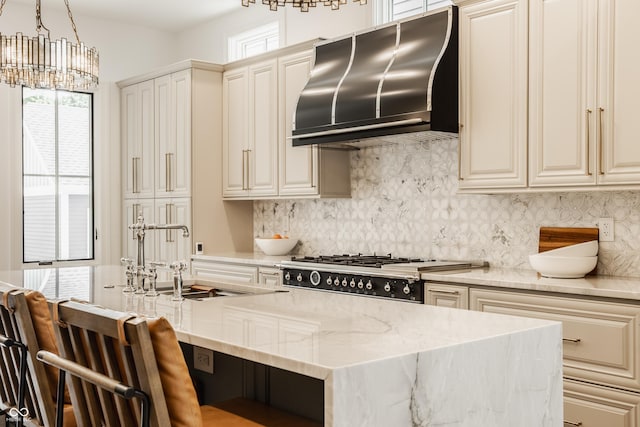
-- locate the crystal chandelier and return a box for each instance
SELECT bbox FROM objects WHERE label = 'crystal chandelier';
[0,0,99,91]
[241,0,367,12]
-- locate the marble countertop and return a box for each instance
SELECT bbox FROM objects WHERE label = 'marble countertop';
[422,267,640,301]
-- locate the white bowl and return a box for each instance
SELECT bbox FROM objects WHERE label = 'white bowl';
[529,254,597,278]
[539,240,598,257]
[255,238,298,256]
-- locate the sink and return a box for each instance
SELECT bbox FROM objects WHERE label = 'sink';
[158,287,251,300]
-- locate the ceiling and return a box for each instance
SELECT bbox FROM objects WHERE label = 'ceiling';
[9,0,244,33]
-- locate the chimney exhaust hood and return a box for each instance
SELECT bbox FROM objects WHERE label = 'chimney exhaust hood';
[291,6,458,148]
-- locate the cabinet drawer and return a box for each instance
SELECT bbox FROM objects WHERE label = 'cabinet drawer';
[564,379,640,427]
[470,289,640,391]
[191,261,258,284]
[425,283,469,309]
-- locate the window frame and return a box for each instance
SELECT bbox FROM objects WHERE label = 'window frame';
[21,87,96,265]
[227,21,280,62]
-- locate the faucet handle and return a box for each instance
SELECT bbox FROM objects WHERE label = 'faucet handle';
[120,257,134,267]
[169,260,188,272]
[148,261,166,270]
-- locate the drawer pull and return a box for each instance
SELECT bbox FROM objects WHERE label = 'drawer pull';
[562,338,581,343]
[428,289,460,295]
[564,421,582,427]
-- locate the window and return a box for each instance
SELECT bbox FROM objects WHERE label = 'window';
[23,267,92,300]
[22,88,94,263]
[228,22,280,62]
[376,0,453,24]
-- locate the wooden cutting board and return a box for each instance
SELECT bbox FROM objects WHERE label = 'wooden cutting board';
[538,227,599,253]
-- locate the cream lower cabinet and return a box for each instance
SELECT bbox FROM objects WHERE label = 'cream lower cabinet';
[468,287,640,426]
[564,379,640,427]
[425,282,469,309]
[191,260,259,285]
[123,199,155,262]
[455,0,528,190]
[258,267,283,287]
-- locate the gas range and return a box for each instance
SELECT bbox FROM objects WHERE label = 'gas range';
[280,254,481,304]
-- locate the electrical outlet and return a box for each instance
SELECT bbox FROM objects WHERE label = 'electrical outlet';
[598,218,614,242]
[193,346,214,374]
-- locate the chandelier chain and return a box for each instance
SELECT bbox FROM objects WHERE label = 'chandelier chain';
[63,0,81,45]
[0,0,6,17]
[35,0,51,37]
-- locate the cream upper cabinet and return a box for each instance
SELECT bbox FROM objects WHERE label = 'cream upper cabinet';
[155,70,192,198]
[529,0,598,186]
[529,0,640,187]
[457,0,528,189]
[122,80,155,199]
[222,67,249,197]
[223,60,278,198]
[222,44,350,200]
[597,0,640,184]
[278,49,319,196]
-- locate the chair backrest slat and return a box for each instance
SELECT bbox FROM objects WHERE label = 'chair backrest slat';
[53,301,172,427]
[0,282,58,427]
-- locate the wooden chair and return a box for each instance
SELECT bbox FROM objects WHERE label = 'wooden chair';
[39,299,321,427]
[0,282,74,427]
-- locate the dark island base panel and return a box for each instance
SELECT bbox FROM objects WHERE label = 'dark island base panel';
[180,343,325,423]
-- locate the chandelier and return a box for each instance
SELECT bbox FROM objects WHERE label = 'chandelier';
[0,0,99,91]
[241,0,367,12]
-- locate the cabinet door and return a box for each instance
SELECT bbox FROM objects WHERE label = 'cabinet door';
[248,60,278,197]
[458,0,528,189]
[123,199,155,262]
[222,68,249,197]
[155,198,191,264]
[278,50,320,196]
[122,81,155,199]
[529,0,598,186]
[425,283,469,309]
[156,70,192,198]
[597,0,640,184]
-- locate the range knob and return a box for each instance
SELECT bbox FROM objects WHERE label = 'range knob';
[284,272,291,281]
[296,273,303,282]
[310,271,321,286]
[349,279,356,288]
[327,276,333,285]
[341,278,348,287]
[403,284,411,295]
[384,282,392,293]
[333,278,340,287]
[357,279,364,289]
[365,280,373,290]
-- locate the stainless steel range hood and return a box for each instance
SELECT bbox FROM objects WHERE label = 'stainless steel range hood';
[291,6,458,148]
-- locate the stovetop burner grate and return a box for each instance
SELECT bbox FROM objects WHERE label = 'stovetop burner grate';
[290,254,424,268]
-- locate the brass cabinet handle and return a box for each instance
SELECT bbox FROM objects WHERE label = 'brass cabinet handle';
[564,421,582,426]
[246,149,252,191]
[562,338,581,343]
[598,107,604,175]
[241,150,247,190]
[165,153,174,192]
[586,109,592,176]
[458,124,464,181]
[427,289,460,295]
[132,157,140,193]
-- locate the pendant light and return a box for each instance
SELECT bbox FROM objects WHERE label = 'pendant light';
[241,0,367,13]
[0,0,99,91]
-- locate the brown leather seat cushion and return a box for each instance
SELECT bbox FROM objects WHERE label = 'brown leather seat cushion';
[147,317,203,427]
[25,291,72,405]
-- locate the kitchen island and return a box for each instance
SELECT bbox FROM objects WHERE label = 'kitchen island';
[4,266,562,426]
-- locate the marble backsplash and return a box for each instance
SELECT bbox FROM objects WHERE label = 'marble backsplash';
[254,138,640,278]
